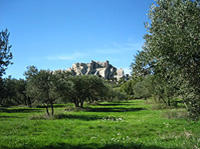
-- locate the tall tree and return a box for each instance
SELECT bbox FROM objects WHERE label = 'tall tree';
[141,0,200,118]
[0,29,12,77]
[0,29,13,103]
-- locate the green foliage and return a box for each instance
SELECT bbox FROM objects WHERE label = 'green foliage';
[106,86,127,102]
[0,29,13,104]
[0,78,4,102]
[25,67,58,116]
[69,75,108,107]
[0,29,12,77]
[133,76,153,99]
[131,0,200,119]
[131,51,153,78]
[24,66,39,107]
[120,80,136,96]
[24,65,39,79]
[32,70,57,103]
[152,74,179,107]
[120,76,153,100]
[0,77,27,106]
[147,0,200,118]
[53,70,74,103]
[131,50,177,105]
[24,67,108,110]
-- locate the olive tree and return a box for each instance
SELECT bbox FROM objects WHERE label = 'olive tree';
[32,70,58,116]
[25,66,58,116]
[25,67,75,116]
[142,0,200,118]
[69,75,107,108]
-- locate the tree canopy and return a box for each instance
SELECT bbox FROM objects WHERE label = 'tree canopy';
[132,0,200,118]
[0,29,12,77]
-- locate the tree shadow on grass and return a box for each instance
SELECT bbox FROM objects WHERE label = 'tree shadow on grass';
[0,107,42,113]
[97,103,135,106]
[2,142,181,149]
[54,113,104,121]
[36,104,66,108]
[85,107,145,112]
[0,115,21,119]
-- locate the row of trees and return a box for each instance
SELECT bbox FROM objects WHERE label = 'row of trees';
[129,0,200,119]
[1,66,127,116]
[1,66,110,116]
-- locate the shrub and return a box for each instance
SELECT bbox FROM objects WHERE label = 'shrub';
[162,109,188,120]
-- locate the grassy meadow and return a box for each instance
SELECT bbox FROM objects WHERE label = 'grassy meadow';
[0,99,200,149]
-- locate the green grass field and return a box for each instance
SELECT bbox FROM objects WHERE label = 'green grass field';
[0,100,199,149]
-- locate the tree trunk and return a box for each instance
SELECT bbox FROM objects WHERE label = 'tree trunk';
[50,102,54,116]
[74,99,79,107]
[24,96,27,106]
[167,100,171,107]
[45,105,50,116]
[27,97,32,108]
[88,97,94,103]
[80,100,84,108]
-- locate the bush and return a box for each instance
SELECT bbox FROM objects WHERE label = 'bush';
[106,88,128,102]
[162,109,188,120]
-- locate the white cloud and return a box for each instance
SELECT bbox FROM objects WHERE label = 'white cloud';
[45,40,144,62]
[46,52,85,61]
[94,41,143,55]
[95,48,121,54]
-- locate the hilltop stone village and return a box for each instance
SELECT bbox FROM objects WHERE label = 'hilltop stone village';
[66,60,129,81]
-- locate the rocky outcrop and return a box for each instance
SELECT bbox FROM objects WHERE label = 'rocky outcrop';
[66,60,126,81]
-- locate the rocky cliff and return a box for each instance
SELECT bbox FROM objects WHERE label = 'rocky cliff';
[66,60,125,81]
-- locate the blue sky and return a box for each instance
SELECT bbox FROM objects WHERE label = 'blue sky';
[1,0,154,79]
